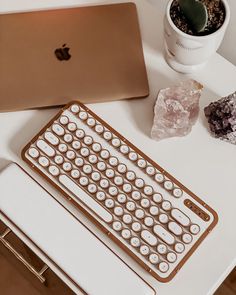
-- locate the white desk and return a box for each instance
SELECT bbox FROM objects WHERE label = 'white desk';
[1,1,236,294]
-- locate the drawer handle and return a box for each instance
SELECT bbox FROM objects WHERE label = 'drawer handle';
[0,227,49,284]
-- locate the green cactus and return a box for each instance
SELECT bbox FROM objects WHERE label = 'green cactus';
[179,0,208,33]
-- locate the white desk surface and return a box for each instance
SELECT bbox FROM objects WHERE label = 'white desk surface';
[1,1,236,295]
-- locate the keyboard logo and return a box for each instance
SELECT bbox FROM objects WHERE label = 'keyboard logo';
[54,44,71,61]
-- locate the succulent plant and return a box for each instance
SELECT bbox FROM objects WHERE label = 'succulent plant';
[179,0,208,33]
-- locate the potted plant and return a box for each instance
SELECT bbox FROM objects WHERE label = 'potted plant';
[164,0,230,73]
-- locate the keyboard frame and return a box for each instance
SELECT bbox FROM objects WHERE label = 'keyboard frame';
[22,100,218,282]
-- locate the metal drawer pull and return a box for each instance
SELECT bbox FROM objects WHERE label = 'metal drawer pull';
[0,227,49,284]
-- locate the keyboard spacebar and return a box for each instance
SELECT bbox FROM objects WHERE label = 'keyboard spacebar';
[59,175,113,223]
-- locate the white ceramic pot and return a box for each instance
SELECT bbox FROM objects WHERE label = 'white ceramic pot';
[164,0,230,73]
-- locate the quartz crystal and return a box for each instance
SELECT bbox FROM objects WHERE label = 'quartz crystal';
[151,80,203,141]
[204,91,236,145]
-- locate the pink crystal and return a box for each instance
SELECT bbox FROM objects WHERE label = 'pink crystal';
[151,80,203,141]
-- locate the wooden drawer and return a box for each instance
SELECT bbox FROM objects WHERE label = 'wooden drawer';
[0,220,75,295]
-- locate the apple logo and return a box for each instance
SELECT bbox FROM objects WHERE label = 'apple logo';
[54,44,71,61]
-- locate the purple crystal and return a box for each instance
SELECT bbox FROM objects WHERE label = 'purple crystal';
[151,80,203,141]
[204,91,236,144]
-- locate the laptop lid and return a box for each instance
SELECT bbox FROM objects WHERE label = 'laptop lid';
[0,3,149,112]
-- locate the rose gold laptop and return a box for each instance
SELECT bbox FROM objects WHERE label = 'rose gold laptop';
[0,3,149,112]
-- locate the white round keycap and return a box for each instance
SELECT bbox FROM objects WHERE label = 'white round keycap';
[117,194,126,204]
[95,124,104,134]
[121,229,131,239]
[44,132,58,150]
[155,173,165,183]
[76,129,85,139]
[126,201,136,211]
[92,142,102,152]
[122,214,132,224]
[173,187,183,198]
[159,214,169,224]
[190,224,200,235]
[79,111,88,120]
[75,157,84,167]
[140,198,150,208]
[174,242,185,253]
[88,155,98,164]
[97,161,106,171]
[72,141,81,150]
[114,206,124,216]
[109,157,118,167]
[182,233,193,244]
[84,136,93,145]
[70,104,80,113]
[88,184,97,194]
[100,179,109,189]
[123,183,132,193]
[144,185,153,196]
[64,134,73,143]
[67,122,77,132]
[117,164,127,174]
[87,118,96,127]
[111,138,121,147]
[71,169,80,179]
[83,164,92,174]
[120,145,129,154]
[96,191,106,201]
[131,237,141,247]
[108,186,118,196]
[135,209,145,219]
[63,162,72,171]
[152,193,162,203]
[58,143,67,153]
[59,116,69,125]
[91,172,101,182]
[132,222,142,232]
[105,169,115,179]
[49,165,59,176]
[149,254,159,264]
[126,171,136,181]
[159,262,169,273]
[114,176,123,186]
[80,147,90,157]
[168,221,183,236]
[103,131,112,140]
[66,150,76,160]
[79,176,89,186]
[167,252,177,263]
[140,245,150,256]
[105,199,115,208]
[100,149,110,159]
[146,166,156,176]
[52,124,65,136]
[164,180,174,190]
[28,148,39,158]
[131,191,141,201]
[162,201,172,211]
[135,178,144,188]
[54,155,64,165]
[157,244,167,254]
[112,221,122,231]
[128,152,138,161]
[137,159,147,168]
[144,217,154,227]
[149,206,159,216]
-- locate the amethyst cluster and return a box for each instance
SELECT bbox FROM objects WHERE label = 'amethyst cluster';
[204,91,236,145]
